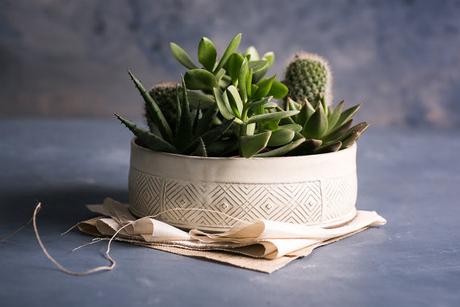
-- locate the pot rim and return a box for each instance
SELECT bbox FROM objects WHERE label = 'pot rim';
[131,137,357,161]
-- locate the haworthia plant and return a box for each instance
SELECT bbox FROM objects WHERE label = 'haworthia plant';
[117,73,233,156]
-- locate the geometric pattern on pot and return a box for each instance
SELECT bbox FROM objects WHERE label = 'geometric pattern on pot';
[129,168,355,230]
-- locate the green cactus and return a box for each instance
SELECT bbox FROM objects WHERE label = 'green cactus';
[117,72,233,157]
[284,97,368,154]
[284,52,333,107]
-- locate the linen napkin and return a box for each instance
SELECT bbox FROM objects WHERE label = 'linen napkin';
[77,198,386,273]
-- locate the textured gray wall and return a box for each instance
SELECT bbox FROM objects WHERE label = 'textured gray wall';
[1,0,460,127]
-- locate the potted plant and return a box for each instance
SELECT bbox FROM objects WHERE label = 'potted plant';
[116,34,368,231]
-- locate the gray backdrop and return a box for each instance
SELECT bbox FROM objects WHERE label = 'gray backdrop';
[1,0,459,127]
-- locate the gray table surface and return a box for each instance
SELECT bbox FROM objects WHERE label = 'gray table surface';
[0,119,459,307]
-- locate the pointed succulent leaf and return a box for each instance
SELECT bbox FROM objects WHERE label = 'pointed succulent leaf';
[226,85,243,117]
[225,53,244,83]
[341,132,360,149]
[245,46,260,60]
[267,128,295,147]
[128,71,173,142]
[328,100,344,128]
[268,79,288,99]
[170,42,197,69]
[340,122,369,148]
[214,33,242,73]
[115,114,176,153]
[247,110,299,124]
[336,104,361,128]
[255,137,306,157]
[249,60,268,71]
[315,141,342,154]
[184,69,217,91]
[240,131,272,158]
[198,37,217,71]
[302,106,328,139]
[190,138,208,157]
[174,78,194,151]
[324,119,353,142]
[195,107,217,136]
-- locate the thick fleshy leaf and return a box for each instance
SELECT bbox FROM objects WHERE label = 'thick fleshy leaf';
[214,33,242,73]
[115,114,176,153]
[247,110,299,124]
[340,122,369,148]
[263,52,275,65]
[128,71,173,142]
[213,87,235,120]
[198,37,217,71]
[187,90,215,108]
[328,100,344,128]
[226,85,243,117]
[279,123,303,132]
[255,138,306,157]
[190,137,207,157]
[302,106,328,139]
[238,59,249,102]
[240,131,272,158]
[170,42,197,69]
[245,46,260,60]
[315,141,342,154]
[184,69,217,91]
[249,60,268,71]
[268,79,288,99]
[336,104,361,128]
[254,76,275,99]
[324,119,353,142]
[267,128,295,147]
[225,53,244,83]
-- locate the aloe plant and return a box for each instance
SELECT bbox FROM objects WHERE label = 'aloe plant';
[284,96,368,154]
[116,72,233,157]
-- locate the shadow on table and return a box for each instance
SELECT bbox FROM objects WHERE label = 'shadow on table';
[0,185,127,228]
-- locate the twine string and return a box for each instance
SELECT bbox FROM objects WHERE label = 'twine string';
[32,202,251,276]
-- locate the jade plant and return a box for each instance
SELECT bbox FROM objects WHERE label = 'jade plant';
[116,33,367,158]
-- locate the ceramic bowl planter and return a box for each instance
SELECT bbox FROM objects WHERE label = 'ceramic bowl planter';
[128,139,358,232]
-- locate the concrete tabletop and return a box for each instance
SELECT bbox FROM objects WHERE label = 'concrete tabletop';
[0,119,459,307]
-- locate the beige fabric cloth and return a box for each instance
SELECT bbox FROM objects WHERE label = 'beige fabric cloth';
[77,198,386,273]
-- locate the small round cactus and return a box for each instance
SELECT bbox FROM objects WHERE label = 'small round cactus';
[284,52,333,107]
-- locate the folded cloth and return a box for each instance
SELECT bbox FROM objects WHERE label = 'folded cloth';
[77,198,386,273]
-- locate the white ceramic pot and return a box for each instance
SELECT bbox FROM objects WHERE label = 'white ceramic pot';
[128,139,358,231]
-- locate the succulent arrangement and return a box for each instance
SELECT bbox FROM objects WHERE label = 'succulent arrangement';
[116,33,367,158]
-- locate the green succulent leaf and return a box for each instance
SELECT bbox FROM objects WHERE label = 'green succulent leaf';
[279,123,303,132]
[128,71,173,142]
[254,76,275,99]
[238,59,249,102]
[184,69,217,91]
[175,78,194,151]
[267,128,295,147]
[214,33,242,73]
[302,106,328,139]
[255,137,306,157]
[213,87,235,120]
[245,46,260,60]
[170,42,197,69]
[328,100,344,128]
[315,141,342,153]
[268,80,288,99]
[226,85,243,117]
[263,52,275,65]
[198,37,217,71]
[225,53,244,83]
[191,137,207,157]
[247,110,299,124]
[336,104,361,128]
[240,131,272,158]
[115,114,176,153]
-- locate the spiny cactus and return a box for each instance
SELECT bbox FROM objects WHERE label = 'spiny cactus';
[116,72,233,157]
[284,97,368,154]
[284,53,333,107]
